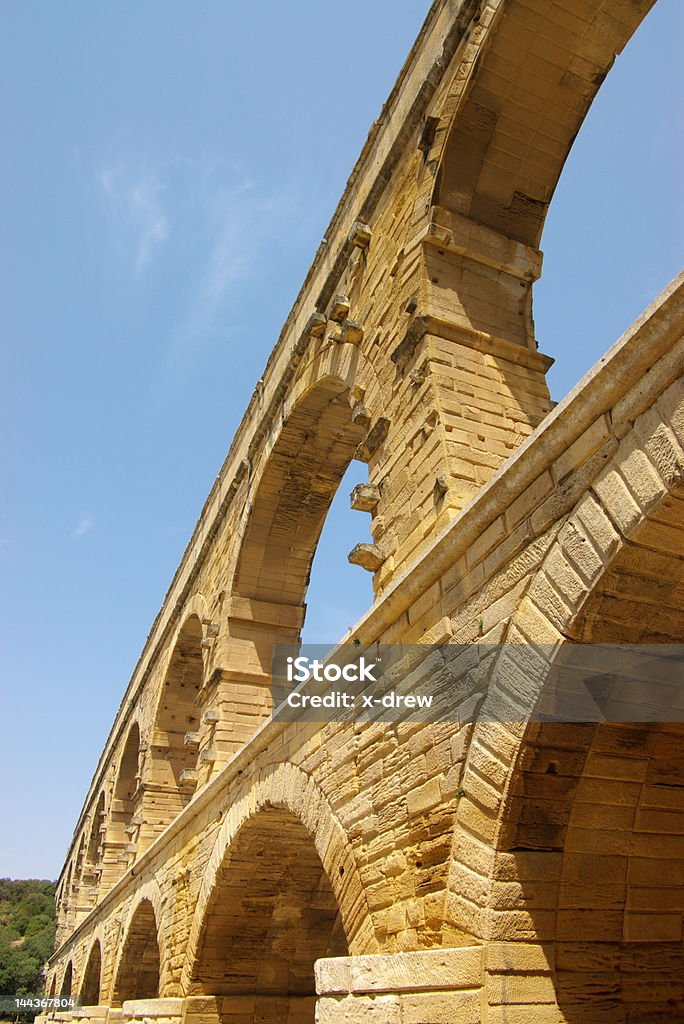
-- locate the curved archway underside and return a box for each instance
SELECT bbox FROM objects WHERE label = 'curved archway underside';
[437,0,656,247]
[113,899,161,1006]
[189,808,348,1023]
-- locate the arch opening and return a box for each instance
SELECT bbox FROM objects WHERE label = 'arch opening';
[219,377,368,753]
[189,808,348,1024]
[233,377,367,613]
[494,504,684,1020]
[70,835,85,922]
[79,940,102,1007]
[148,616,203,831]
[82,792,105,906]
[436,1,657,249]
[113,899,160,1006]
[302,458,374,644]
[59,962,73,999]
[57,865,73,942]
[104,723,142,885]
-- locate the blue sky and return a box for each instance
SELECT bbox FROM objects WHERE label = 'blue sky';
[1,1,682,880]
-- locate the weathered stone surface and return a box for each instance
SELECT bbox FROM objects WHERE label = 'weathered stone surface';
[329,294,351,322]
[350,483,380,513]
[46,4,682,1024]
[347,543,386,572]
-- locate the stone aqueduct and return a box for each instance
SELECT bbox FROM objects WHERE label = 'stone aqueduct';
[44,1,684,1021]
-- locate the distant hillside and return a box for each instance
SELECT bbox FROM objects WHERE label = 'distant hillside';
[0,880,56,996]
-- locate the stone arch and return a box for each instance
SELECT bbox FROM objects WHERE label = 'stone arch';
[187,811,349,1021]
[447,386,684,1013]
[289,327,387,426]
[111,896,162,1006]
[47,974,56,999]
[63,864,72,905]
[147,613,205,831]
[81,791,106,906]
[70,835,86,921]
[59,961,73,998]
[232,372,367,609]
[434,0,657,250]
[79,938,102,1007]
[73,834,85,886]
[183,762,374,999]
[58,864,73,938]
[103,722,142,887]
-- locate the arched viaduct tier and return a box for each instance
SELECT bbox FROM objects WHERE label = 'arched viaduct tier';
[45,2,683,1021]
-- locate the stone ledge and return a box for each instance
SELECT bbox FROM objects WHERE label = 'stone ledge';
[121,1000,184,1018]
[315,946,484,995]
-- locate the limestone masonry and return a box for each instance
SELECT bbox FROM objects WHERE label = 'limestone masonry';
[44,1,684,1021]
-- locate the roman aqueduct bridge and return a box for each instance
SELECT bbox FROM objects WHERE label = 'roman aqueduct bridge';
[44,1,683,1021]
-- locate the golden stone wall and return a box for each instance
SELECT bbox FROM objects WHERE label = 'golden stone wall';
[44,1,683,1021]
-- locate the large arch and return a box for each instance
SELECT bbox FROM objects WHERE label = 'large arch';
[79,939,102,1007]
[183,762,374,1001]
[447,386,684,1016]
[198,371,370,778]
[147,614,204,829]
[112,898,161,1006]
[187,807,348,1024]
[494,484,684,1020]
[59,961,73,999]
[232,373,367,609]
[103,722,142,887]
[435,0,657,249]
[81,792,105,907]
[57,864,73,941]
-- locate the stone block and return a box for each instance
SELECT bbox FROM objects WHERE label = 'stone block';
[350,483,380,512]
[348,543,385,571]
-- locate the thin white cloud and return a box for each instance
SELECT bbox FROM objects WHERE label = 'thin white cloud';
[96,151,315,402]
[99,165,169,274]
[173,172,303,351]
[72,513,94,539]
[186,176,254,334]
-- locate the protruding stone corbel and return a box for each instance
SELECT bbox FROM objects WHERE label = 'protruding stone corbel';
[341,319,364,344]
[348,221,372,249]
[183,732,200,749]
[351,403,371,429]
[434,475,449,499]
[199,747,217,766]
[179,769,198,788]
[350,483,380,512]
[356,416,390,462]
[202,709,219,725]
[330,294,351,322]
[347,543,386,572]
[304,312,327,337]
